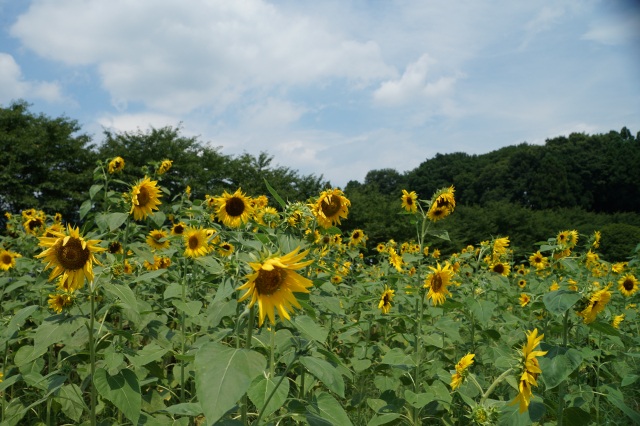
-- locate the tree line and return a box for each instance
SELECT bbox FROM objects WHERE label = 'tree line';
[2,100,639,260]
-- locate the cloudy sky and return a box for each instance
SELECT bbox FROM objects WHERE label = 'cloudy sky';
[1,0,639,187]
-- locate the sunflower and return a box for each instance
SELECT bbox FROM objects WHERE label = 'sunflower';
[424,262,455,306]
[157,159,173,175]
[376,243,387,253]
[493,237,510,256]
[577,286,612,324]
[331,275,343,284]
[23,216,45,235]
[237,247,314,326]
[518,278,527,289]
[171,222,186,235]
[427,186,455,222]
[401,190,418,213]
[311,188,350,228]
[349,229,366,247]
[214,188,254,228]
[48,293,73,313]
[592,230,601,248]
[450,353,475,390]
[36,225,105,292]
[612,314,625,329]
[129,177,163,221]
[378,286,395,314]
[519,293,531,307]
[183,227,212,258]
[618,274,639,297]
[529,251,549,270]
[218,242,235,257]
[490,262,510,276]
[511,329,547,413]
[107,241,123,254]
[388,247,404,272]
[108,156,125,174]
[0,249,19,271]
[146,229,170,250]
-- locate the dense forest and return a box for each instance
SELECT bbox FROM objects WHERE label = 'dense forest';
[2,100,639,260]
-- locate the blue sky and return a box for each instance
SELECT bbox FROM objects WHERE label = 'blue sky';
[1,0,639,187]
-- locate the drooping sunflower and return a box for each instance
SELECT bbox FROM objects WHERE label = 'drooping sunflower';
[378,286,395,314]
[311,188,350,228]
[450,353,475,390]
[214,188,254,228]
[108,156,125,174]
[183,227,212,258]
[612,314,625,329]
[388,247,404,272]
[529,251,549,270]
[0,249,20,271]
[237,247,314,326]
[157,159,173,175]
[36,225,105,292]
[511,329,547,413]
[146,229,170,250]
[424,262,455,306]
[493,237,510,256]
[401,189,418,213]
[618,274,639,297]
[129,177,163,221]
[48,293,73,313]
[577,286,612,324]
[592,230,601,248]
[427,186,455,222]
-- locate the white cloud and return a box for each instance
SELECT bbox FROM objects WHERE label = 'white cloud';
[582,14,640,45]
[97,112,183,133]
[10,0,395,114]
[241,98,307,130]
[0,52,62,103]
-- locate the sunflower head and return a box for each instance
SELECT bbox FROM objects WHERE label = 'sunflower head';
[401,189,418,213]
[311,188,350,229]
[618,274,639,297]
[48,293,73,313]
[214,188,254,228]
[108,156,125,174]
[237,247,314,326]
[157,159,173,175]
[378,286,395,314]
[129,177,163,221]
[218,242,235,257]
[427,186,455,222]
[36,225,105,292]
[146,229,170,251]
[183,227,212,258]
[0,249,19,271]
[424,262,455,306]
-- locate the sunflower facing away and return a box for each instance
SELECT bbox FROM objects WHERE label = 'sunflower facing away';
[311,188,351,228]
[237,247,314,326]
[157,159,173,175]
[450,353,475,390]
[36,225,105,292]
[424,262,455,306]
[183,227,212,258]
[378,286,395,314]
[214,188,254,228]
[130,177,163,221]
[401,189,418,213]
[511,328,547,413]
[108,156,125,174]
[427,186,455,222]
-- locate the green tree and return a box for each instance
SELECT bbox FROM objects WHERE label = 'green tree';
[0,100,96,222]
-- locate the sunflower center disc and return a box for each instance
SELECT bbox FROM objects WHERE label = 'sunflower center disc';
[255,267,284,295]
[432,275,443,292]
[1,254,12,265]
[174,225,184,234]
[137,187,150,207]
[225,197,246,217]
[623,279,633,291]
[188,235,200,250]
[57,238,91,270]
[493,264,504,274]
[322,196,342,217]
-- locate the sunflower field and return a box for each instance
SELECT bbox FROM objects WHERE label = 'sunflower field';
[0,156,639,426]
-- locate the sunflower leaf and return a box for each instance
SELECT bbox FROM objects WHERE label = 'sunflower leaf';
[93,367,141,425]
[264,179,287,209]
[542,290,582,316]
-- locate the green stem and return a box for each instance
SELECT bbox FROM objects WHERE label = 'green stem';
[479,368,514,405]
[255,349,302,426]
[89,288,97,426]
[180,261,189,404]
[412,289,425,425]
[241,306,255,425]
[557,310,570,426]
[269,326,276,377]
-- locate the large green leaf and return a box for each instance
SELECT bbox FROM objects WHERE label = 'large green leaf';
[247,374,289,418]
[94,367,141,425]
[301,356,345,397]
[469,299,496,325]
[293,315,328,342]
[55,384,86,423]
[543,290,581,316]
[380,348,415,367]
[539,348,583,389]
[195,342,266,425]
[306,392,353,426]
